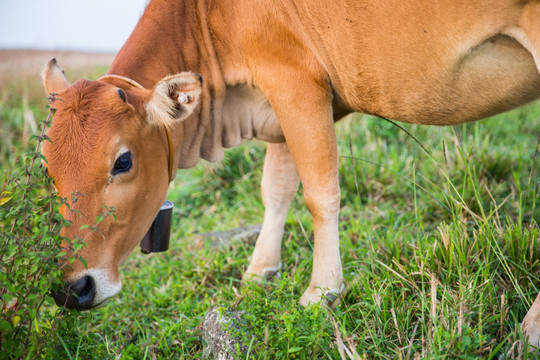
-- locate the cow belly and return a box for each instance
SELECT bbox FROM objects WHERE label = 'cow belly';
[338,35,540,126]
[220,85,285,147]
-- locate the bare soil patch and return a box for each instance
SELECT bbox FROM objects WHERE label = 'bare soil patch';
[0,49,114,82]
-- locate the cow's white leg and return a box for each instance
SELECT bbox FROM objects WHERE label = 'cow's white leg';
[522,292,540,348]
[244,142,300,280]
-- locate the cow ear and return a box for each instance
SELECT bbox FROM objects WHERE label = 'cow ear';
[145,73,202,128]
[42,58,70,94]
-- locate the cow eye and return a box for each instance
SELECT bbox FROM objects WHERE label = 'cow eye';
[112,152,132,175]
[117,89,126,102]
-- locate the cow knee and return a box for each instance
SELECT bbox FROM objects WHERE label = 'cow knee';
[304,187,341,220]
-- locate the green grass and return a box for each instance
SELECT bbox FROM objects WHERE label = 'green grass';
[1,64,539,359]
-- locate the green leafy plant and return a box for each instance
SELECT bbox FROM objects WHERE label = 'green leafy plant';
[0,103,83,359]
[222,276,339,360]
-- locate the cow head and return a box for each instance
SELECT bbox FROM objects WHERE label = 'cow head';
[42,59,202,309]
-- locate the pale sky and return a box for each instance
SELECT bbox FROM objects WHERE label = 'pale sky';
[0,0,149,52]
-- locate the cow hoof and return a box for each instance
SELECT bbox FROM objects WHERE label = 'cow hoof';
[243,264,282,284]
[262,267,282,281]
[299,283,345,308]
[522,324,540,351]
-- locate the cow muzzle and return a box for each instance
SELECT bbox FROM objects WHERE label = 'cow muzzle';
[53,269,122,310]
[53,275,95,310]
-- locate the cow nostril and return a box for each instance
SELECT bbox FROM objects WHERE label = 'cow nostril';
[53,275,96,310]
[71,275,95,308]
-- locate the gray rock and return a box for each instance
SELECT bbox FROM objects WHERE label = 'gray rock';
[202,307,249,360]
[190,225,261,250]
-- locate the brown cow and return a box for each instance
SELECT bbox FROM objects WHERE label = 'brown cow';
[42,0,540,345]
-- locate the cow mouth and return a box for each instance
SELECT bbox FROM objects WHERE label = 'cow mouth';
[52,269,122,310]
[52,292,111,311]
[91,297,111,309]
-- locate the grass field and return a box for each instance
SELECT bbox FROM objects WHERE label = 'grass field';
[1,51,539,359]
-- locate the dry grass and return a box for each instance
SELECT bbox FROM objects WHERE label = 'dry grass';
[0,49,113,82]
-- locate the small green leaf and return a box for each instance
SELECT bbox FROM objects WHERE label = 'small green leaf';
[79,257,88,269]
[0,319,13,331]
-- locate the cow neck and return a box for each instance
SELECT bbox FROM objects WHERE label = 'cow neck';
[106,0,227,168]
[98,75,175,183]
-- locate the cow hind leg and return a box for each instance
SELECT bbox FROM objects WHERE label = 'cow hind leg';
[522,292,540,348]
[243,142,300,281]
[506,2,540,76]
[512,3,540,349]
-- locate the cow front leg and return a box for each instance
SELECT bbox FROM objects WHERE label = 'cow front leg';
[244,142,300,281]
[522,292,540,348]
[256,77,343,306]
[292,121,344,307]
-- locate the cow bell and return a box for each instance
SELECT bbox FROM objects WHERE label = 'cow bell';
[140,200,173,254]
